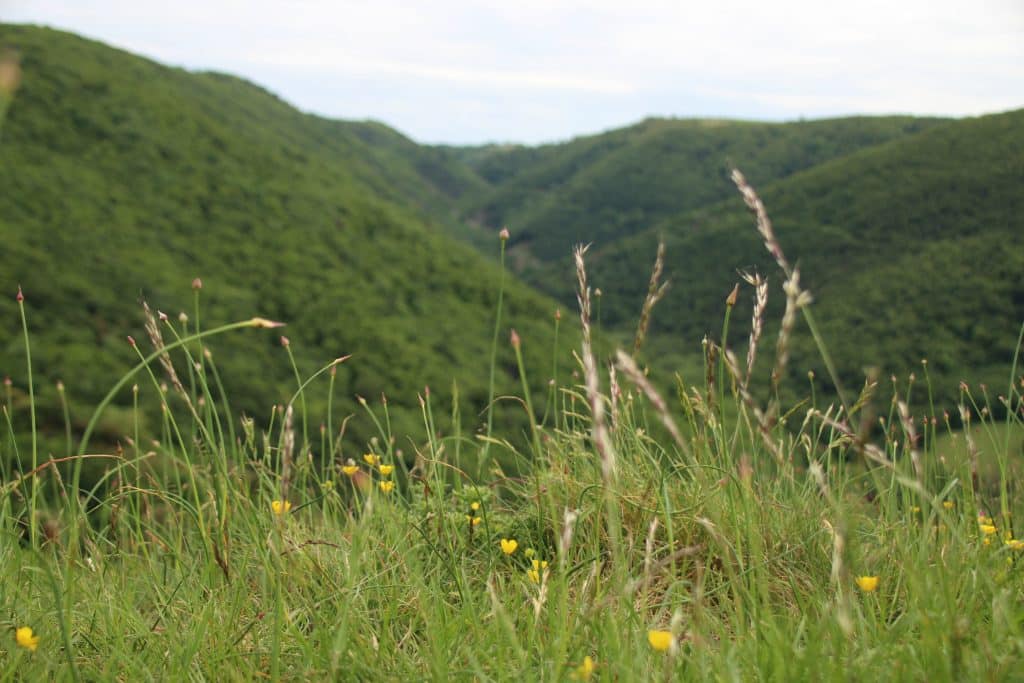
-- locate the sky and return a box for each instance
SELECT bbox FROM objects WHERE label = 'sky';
[4,0,1023,144]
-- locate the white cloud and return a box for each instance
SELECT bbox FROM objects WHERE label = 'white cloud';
[4,0,1022,142]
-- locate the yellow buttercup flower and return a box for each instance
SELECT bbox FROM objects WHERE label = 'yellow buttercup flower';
[527,568,541,583]
[379,480,395,493]
[855,576,880,592]
[342,464,359,477]
[571,655,595,680]
[378,464,394,476]
[363,453,379,466]
[647,629,674,653]
[500,538,518,555]
[470,501,480,511]
[271,500,292,516]
[978,514,994,526]
[15,626,39,652]
[980,523,998,536]
[466,515,481,526]
[1006,539,1024,551]
[943,501,954,510]
[532,559,548,570]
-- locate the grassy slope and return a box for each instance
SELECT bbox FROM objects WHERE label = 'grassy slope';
[0,24,570,453]
[457,115,947,269]
[589,109,1024,410]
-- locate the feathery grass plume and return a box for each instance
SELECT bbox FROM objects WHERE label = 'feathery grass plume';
[142,302,190,403]
[731,169,791,275]
[608,362,620,429]
[897,400,923,485]
[614,350,688,456]
[633,240,669,356]
[811,409,891,470]
[574,244,616,481]
[731,168,848,412]
[958,404,979,493]
[773,269,812,393]
[740,271,768,387]
[280,404,294,501]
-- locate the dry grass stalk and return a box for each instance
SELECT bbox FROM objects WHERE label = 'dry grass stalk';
[811,409,891,469]
[281,404,294,500]
[740,270,768,387]
[609,363,620,429]
[142,302,186,398]
[633,241,670,356]
[574,244,617,481]
[731,169,791,276]
[773,269,812,392]
[614,350,688,456]
[897,400,923,485]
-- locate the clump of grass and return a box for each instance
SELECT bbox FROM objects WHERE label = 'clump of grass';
[2,175,1023,681]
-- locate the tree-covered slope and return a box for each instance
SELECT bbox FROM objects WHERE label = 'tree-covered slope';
[458,115,947,271]
[588,109,1024,409]
[0,24,569,450]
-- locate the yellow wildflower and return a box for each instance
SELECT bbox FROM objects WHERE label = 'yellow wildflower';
[855,576,880,592]
[532,559,549,570]
[527,568,541,584]
[978,514,994,526]
[980,523,998,536]
[470,501,480,511]
[15,626,39,652]
[379,480,395,493]
[271,500,292,516]
[647,629,674,653]
[378,464,394,476]
[342,464,359,476]
[571,655,595,680]
[943,501,954,510]
[910,506,921,514]
[1006,539,1024,551]
[466,515,481,526]
[363,453,379,466]
[500,539,518,555]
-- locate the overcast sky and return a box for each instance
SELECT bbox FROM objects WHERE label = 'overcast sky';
[5,0,1023,144]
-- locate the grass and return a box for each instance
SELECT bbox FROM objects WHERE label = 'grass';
[4,167,1024,682]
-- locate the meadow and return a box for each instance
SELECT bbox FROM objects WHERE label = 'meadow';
[3,169,1023,681]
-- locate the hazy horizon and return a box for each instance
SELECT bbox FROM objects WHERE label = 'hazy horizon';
[4,1,1023,145]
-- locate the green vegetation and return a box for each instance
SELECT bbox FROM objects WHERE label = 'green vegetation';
[456,115,945,265]
[0,25,572,465]
[4,195,1024,679]
[2,25,1024,679]
[586,110,1024,412]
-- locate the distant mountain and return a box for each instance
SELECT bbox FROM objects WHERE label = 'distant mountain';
[0,24,569,453]
[455,115,947,273]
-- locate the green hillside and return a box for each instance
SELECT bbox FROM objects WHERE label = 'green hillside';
[457,115,946,271]
[0,24,570,456]
[588,109,1024,410]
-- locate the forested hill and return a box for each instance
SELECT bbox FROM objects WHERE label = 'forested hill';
[452,115,948,270]
[0,24,570,450]
[585,109,1024,409]
[1,22,1020,453]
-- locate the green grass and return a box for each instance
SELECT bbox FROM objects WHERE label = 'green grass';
[4,190,1024,681]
